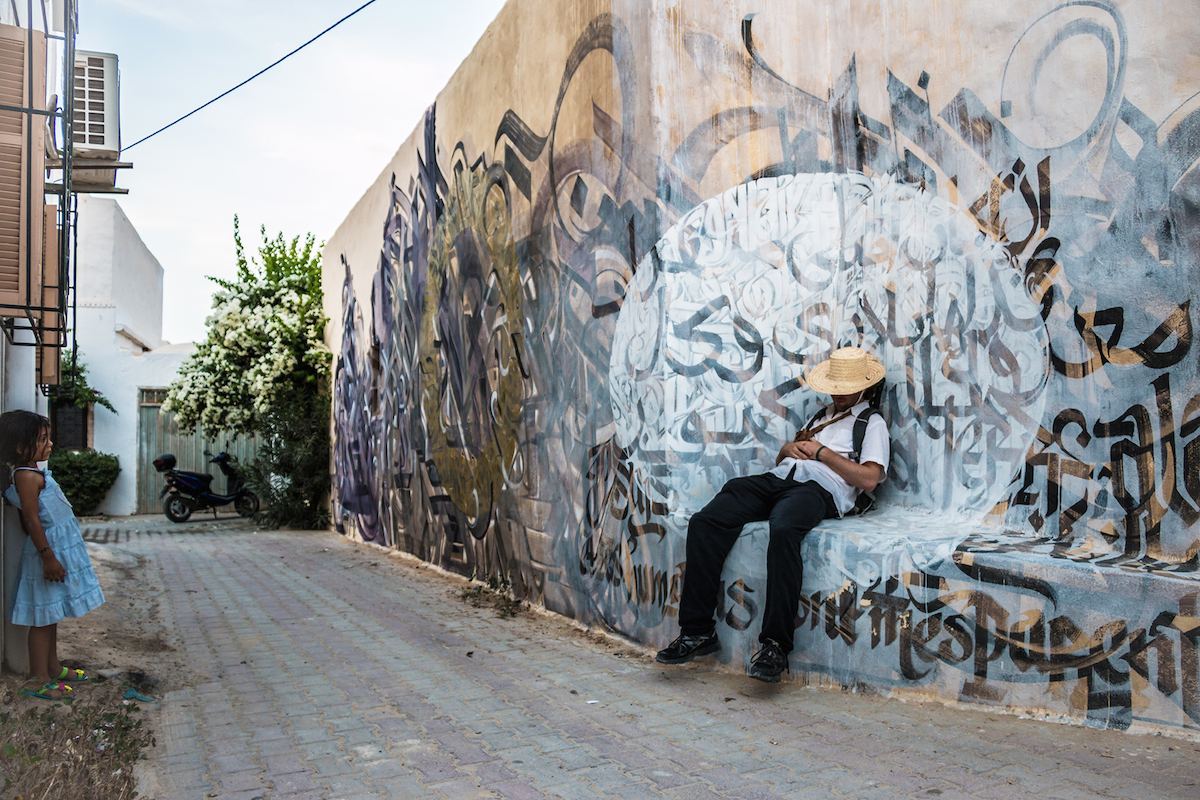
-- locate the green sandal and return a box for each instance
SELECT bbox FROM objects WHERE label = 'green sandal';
[56,666,89,683]
[21,681,74,702]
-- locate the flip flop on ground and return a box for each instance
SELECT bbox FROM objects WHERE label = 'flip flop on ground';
[56,666,90,682]
[20,681,74,702]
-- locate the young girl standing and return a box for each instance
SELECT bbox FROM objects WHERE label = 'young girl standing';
[1,410,105,700]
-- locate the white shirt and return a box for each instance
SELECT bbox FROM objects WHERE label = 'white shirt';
[768,400,890,516]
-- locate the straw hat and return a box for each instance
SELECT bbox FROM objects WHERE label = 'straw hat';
[806,347,885,395]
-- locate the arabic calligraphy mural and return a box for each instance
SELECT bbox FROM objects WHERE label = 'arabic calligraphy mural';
[327,0,1199,730]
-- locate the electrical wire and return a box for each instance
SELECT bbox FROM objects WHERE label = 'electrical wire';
[123,0,382,151]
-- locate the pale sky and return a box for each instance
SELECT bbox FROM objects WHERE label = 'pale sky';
[77,0,507,343]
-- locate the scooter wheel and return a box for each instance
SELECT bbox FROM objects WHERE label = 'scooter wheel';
[164,495,193,523]
[235,492,260,518]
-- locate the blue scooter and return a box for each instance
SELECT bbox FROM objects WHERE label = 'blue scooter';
[153,450,260,523]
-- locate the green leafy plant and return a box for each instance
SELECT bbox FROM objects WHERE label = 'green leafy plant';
[47,449,120,514]
[165,218,330,434]
[165,219,332,529]
[244,389,331,529]
[51,349,115,413]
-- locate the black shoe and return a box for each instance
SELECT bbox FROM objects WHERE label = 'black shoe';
[655,631,720,664]
[749,639,788,683]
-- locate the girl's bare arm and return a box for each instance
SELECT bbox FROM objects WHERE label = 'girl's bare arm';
[14,471,66,581]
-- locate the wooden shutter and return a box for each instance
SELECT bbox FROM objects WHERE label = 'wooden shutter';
[37,329,60,385]
[0,23,46,314]
[37,203,61,385]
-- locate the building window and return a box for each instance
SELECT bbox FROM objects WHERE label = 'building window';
[51,402,88,450]
[140,388,168,406]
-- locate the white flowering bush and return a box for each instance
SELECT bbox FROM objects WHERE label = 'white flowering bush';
[165,219,330,434]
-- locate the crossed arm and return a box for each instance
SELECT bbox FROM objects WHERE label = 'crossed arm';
[776,436,885,493]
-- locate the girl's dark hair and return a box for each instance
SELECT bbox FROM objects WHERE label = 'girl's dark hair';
[0,411,51,488]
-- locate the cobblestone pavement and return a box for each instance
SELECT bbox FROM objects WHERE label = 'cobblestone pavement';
[107,525,1200,800]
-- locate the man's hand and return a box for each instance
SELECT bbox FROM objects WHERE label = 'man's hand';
[41,552,66,582]
[776,442,797,464]
[794,440,822,460]
[777,441,816,465]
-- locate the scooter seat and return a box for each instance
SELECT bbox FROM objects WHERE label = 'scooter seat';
[174,470,214,486]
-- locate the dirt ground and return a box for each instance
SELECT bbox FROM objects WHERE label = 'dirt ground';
[0,541,171,800]
[1,542,187,697]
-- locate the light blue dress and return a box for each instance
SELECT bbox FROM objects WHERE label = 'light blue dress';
[5,466,105,627]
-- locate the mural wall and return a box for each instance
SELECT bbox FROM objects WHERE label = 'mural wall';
[325,0,1199,731]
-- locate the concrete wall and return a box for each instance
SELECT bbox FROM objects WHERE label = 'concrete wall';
[75,195,190,515]
[77,324,192,516]
[325,0,1200,730]
[76,195,165,351]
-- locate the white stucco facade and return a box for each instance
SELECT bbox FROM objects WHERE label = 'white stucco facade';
[74,195,193,516]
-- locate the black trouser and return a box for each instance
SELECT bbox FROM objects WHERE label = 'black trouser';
[678,474,836,653]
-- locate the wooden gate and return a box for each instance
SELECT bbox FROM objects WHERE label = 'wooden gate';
[136,389,259,515]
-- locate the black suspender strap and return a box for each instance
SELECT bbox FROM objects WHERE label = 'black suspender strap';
[850,407,881,462]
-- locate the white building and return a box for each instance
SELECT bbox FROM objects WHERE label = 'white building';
[73,195,193,516]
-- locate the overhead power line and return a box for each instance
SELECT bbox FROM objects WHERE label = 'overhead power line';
[124,0,382,151]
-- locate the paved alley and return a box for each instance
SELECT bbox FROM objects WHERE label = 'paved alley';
[98,524,1199,800]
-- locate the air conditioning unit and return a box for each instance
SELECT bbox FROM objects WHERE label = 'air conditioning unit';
[73,50,119,155]
[72,49,121,190]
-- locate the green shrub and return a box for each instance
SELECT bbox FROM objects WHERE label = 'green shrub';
[47,450,120,514]
[245,389,330,529]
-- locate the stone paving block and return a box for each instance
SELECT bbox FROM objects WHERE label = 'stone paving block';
[550,744,606,772]
[290,725,333,744]
[210,753,260,775]
[638,764,701,790]
[271,791,328,800]
[269,769,323,795]
[409,753,468,784]
[361,757,417,782]
[470,760,523,785]
[572,763,661,795]
[156,748,208,767]
[693,767,775,796]
[968,783,1076,800]
[237,701,280,719]
[431,732,494,765]
[336,725,381,747]
[161,766,209,792]
[263,753,309,776]
[487,779,547,800]
[306,753,355,780]
[132,527,1200,800]
[661,784,726,800]
[257,737,299,757]
[299,738,344,759]
[475,728,527,754]
[209,768,269,794]
[318,773,380,798]
[323,714,366,732]
[209,789,270,800]
[425,776,499,798]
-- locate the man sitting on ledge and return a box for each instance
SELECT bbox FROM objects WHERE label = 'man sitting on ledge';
[656,346,891,683]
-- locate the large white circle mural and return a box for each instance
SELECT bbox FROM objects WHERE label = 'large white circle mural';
[609,173,1049,520]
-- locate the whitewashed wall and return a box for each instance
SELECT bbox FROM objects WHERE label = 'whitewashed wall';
[75,195,191,515]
